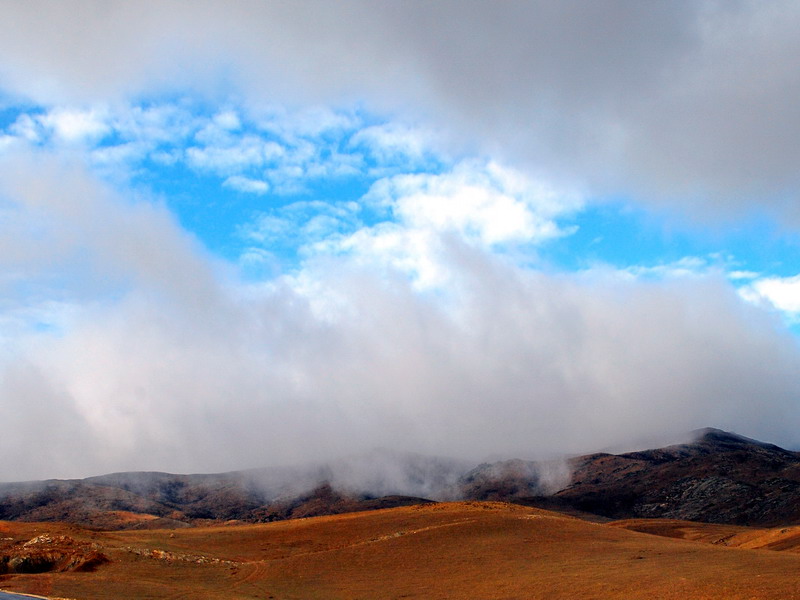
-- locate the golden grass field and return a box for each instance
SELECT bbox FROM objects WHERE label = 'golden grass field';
[2,501,800,599]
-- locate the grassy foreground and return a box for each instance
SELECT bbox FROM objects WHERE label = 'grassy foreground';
[2,501,800,599]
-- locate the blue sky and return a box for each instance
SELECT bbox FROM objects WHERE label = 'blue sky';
[4,97,797,315]
[6,98,800,332]
[2,1,800,479]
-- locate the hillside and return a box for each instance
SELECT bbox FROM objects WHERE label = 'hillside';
[3,502,800,599]
[0,451,463,529]
[545,428,800,525]
[2,428,800,529]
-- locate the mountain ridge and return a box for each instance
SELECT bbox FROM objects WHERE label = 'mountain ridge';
[2,427,800,528]
[539,427,800,525]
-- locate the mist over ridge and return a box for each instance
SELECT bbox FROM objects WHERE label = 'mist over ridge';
[2,427,800,531]
[0,2,799,481]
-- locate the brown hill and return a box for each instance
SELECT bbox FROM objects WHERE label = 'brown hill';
[3,502,800,599]
[3,428,800,529]
[0,451,459,529]
[453,428,800,525]
[612,518,800,552]
[541,428,800,525]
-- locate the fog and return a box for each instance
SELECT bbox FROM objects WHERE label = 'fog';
[0,154,798,481]
[0,3,800,481]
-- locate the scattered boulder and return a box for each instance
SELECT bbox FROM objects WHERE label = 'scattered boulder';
[0,533,109,574]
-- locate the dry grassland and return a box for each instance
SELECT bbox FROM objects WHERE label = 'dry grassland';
[1,501,800,599]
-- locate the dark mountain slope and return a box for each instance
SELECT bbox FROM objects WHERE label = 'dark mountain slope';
[0,451,462,529]
[545,428,800,525]
[2,429,800,528]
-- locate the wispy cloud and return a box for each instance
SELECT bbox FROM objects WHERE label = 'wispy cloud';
[223,174,269,195]
[0,100,439,198]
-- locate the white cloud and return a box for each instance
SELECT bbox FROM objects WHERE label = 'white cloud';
[37,107,110,144]
[90,142,151,168]
[334,224,445,289]
[0,100,442,207]
[350,122,439,166]
[0,134,21,154]
[0,151,797,481]
[242,215,292,244]
[185,135,274,174]
[111,103,197,145]
[622,256,712,280]
[728,270,760,281]
[242,200,363,253]
[3,2,800,218]
[213,110,241,131]
[743,274,800,320]
[329,161,582,288]
[1,4,800,483]
[3,102,197,168]
[0,150,224,316]
[9,113,43,143]
[253,104,359,141]
[378,161,580,243]
[223,175,269,194]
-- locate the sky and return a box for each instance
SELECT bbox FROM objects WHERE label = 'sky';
[2,1,800,481]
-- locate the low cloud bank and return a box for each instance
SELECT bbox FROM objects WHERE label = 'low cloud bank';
[1,158,798,481]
